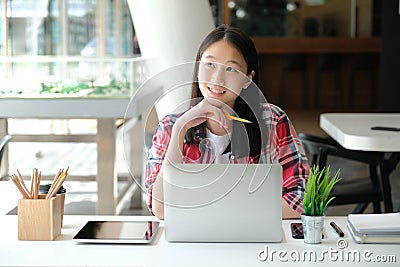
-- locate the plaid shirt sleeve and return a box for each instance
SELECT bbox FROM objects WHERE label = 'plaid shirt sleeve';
[269,105,309,214]
[145,115,177,215]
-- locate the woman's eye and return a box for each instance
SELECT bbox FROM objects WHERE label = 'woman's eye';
[204,62,215,68]
[226,66,238,72]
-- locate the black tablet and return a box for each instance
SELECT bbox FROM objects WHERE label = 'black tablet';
[73,220,160,244]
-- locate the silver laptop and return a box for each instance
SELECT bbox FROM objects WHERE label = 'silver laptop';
[163,163,282,242]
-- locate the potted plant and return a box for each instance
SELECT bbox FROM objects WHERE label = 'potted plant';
[302,165,341,244]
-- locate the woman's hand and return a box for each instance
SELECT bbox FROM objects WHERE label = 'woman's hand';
[164,99,229,164]
[175,99,229,134]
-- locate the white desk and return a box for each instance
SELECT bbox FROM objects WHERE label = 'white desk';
[0,215,398,266]
[0,95,158,214]
[320,113,400,152]
[320,113,400,212]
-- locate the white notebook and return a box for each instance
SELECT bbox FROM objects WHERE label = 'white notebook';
[348,213,400,235]
[347,213,400,244]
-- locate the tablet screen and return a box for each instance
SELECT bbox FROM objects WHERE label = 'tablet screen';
[73,221,160,244]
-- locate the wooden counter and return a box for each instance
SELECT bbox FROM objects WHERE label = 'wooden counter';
[252,37,381,54]
[254,37,381,110]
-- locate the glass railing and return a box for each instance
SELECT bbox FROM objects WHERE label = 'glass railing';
[0,56,150,98]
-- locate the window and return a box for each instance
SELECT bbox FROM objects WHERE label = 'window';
[0,0,142,97]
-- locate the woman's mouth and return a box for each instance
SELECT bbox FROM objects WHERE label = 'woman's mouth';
[208,86,226,96]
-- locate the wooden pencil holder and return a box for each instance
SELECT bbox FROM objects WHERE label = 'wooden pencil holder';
[18,194,62,241]
[59,193,65,227]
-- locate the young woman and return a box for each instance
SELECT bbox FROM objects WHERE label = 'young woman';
[145,25,309,220]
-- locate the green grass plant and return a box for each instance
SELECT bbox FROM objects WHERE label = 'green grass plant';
[303,165,341,216]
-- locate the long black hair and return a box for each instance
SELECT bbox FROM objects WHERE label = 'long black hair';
[186,24,267,158]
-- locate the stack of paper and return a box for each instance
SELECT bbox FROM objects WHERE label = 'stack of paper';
[347,213,400,244]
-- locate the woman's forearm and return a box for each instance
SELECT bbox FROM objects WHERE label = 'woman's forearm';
[152,169,165,220]
[282,199,301,219]
[164,124,186,163]
[152,122,187,220]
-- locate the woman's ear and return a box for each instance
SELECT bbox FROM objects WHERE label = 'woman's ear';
[243,70,255,89]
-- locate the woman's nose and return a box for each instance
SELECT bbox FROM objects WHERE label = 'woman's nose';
[211,66,225,86]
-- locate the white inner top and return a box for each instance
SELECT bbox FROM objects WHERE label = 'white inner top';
[206,127,231,164]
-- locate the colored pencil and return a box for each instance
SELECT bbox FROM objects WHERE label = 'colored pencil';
[10,175,30,199]
[224,114,252,124]
[17,170,32,199]
[10,167,68,200]
[46,167,69,199]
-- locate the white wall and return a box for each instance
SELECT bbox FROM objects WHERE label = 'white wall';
[127,0,215,119]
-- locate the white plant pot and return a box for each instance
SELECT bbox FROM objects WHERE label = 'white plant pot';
[301,214,325,244]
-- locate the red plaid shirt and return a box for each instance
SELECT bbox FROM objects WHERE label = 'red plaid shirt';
[145,104,309,214]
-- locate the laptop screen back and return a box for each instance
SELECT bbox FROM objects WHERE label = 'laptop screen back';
[163,163,282,242]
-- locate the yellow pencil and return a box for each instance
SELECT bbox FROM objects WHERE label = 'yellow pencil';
[224,114,252,124]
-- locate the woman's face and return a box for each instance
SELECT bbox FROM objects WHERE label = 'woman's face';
[198,40,254,109]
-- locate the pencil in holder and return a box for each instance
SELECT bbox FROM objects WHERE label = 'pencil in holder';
[40,184,66,227]
[18,194,62,241]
